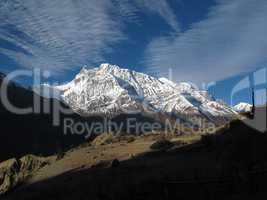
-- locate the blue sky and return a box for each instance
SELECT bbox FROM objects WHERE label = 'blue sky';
[0,0,266,105]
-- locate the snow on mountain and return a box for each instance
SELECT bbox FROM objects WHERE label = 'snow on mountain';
[37,64,237,125]
[233,102,253,113]
[158,77,177,88]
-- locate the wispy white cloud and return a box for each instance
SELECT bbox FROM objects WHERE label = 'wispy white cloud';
[0,0,125,72]
[112,0,180,31]
[136,0,180,32]
[0,0,178,74]
[144,0,267,84]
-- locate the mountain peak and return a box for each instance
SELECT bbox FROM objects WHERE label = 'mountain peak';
[98,63,120,73]
[36,64,236,125]
[80,66,89,73]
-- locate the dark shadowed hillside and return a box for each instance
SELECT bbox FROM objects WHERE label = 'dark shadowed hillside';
[0,73,87,161]
[2,114,267,200]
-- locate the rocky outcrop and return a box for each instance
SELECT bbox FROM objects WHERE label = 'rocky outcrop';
[0,155,50,195]
[91,134,115,146]
[0,159,20,195]
[19,155,50,180]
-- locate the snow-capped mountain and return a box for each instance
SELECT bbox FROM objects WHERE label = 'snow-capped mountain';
[36,64,237,125]
[233,102,253,113]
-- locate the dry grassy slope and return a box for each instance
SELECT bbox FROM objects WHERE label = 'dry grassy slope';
[28,105,266,184]
[3,107,267,200]
[27,137,154,184]
[4,133,213,200]
[25,133,201,185]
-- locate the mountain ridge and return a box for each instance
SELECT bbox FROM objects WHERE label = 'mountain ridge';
[36,64,237,126]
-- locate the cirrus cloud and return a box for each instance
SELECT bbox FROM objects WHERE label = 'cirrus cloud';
[0,0,127,72]
[144,0,267,84]
[0,0,178,74]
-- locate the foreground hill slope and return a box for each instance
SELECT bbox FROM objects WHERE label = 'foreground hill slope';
[3,110,267,200]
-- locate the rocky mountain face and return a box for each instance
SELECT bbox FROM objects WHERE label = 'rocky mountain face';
[38,64,237,127]
[0,155,50,195]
